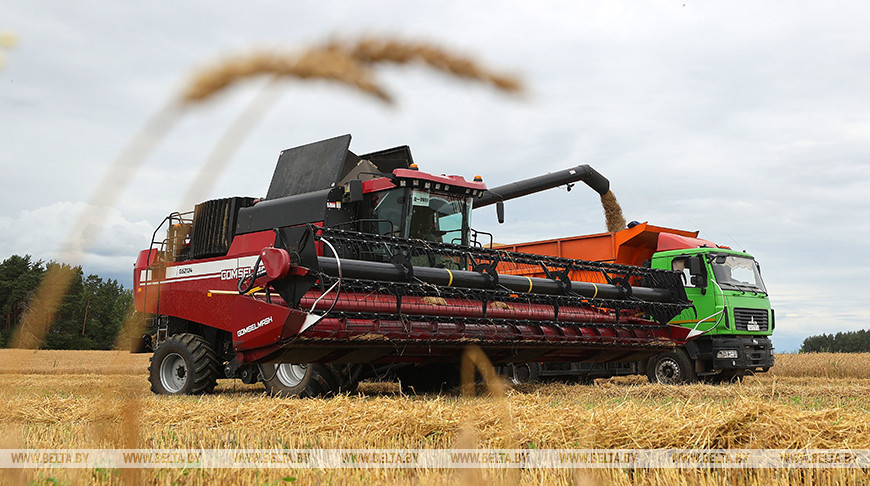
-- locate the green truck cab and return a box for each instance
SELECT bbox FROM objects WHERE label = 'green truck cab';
[648,247,774,382]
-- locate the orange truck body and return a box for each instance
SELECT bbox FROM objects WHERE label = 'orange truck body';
[497,222,716,268]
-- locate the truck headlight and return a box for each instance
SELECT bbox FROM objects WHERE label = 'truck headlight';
[717,350,739,359]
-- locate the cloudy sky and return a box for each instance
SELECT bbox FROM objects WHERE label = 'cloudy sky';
[3,1,869,352]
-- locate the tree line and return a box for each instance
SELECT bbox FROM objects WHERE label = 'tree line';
[0,254,132,349]
[800,329,870,353]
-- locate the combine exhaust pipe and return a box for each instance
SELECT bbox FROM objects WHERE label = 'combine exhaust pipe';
[474,164,610,209]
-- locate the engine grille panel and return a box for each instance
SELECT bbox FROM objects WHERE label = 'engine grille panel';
[733,308,769,331]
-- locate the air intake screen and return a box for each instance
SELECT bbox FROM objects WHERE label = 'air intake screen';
[190,197,256,259]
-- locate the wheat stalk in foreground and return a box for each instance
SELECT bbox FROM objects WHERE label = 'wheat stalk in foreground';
[180,37,524,105]
[174,37,525,210]
[180,47,393,104]
[325,37,524,94]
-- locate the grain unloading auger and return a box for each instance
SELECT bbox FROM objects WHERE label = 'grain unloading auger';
[134,134,693,396]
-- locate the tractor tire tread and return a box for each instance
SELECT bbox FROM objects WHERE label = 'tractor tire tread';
[148,333,219,395]
[262,363,360,398]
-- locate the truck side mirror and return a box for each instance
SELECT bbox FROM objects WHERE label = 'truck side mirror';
[496,201,505,224]
[688,256,707,288]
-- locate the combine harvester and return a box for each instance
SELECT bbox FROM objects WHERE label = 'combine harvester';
[134,135,694,396]
[477,169,775,384]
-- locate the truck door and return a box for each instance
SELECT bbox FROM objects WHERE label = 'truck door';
[671,255,719,333]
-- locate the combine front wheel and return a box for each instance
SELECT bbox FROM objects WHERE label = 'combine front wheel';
[647,349,696,385]
[260,363,358,398]
[149,333,219,395]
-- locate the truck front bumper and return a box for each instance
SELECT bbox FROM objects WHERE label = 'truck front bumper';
[711,335,774,371]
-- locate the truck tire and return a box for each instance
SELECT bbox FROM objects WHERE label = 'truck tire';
[506,362,540,385]
[260,363,359,398]
[149,333,219,395]
[647,349,696,385]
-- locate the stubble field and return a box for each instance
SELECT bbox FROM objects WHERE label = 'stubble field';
[1,350,869,485]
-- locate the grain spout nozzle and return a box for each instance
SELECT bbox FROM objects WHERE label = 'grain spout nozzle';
[474,164,610,208]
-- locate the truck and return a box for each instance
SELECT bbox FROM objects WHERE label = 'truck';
[478,174,775,384]
[133,134,696,396]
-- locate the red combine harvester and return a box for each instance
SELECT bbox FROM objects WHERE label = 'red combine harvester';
[134,134,693,396]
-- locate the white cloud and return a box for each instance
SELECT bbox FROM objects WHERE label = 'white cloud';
[0,202,154,285]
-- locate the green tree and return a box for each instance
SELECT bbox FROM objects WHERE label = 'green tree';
[800,330,870,353]
[0,254,133,350]
[41,263,85,350]
[0,255,46,346]
[78,274,133,349]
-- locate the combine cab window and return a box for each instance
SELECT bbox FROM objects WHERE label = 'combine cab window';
[408,191,471,245]
[366,188,405,237]
[363,188,471,246]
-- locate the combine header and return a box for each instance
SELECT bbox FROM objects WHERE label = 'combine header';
[134,134,693,396]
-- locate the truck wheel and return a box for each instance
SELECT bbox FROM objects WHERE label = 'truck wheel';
[647,349,696,385]
[149,333,219,395]
[507,363,540,385]
[260,363,358,397]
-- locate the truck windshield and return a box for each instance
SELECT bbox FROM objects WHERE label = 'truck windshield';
[710,254,767,293]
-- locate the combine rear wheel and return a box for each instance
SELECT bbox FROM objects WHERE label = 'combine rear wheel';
[260,363,359,398]
[149,333,219,395]
[647,349,696,385]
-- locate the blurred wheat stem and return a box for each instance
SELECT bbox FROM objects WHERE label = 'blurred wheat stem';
[459,346,519,451]
[461,345,507,398]
[457,346,522,481]
[180,48,392,104]
[177,77,284,210]
[175,38,524,207]
[326,37,524,94]
[7,104,182,351]
[0,31,17,48]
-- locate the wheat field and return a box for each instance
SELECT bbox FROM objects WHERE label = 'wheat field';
[0,350,869,485]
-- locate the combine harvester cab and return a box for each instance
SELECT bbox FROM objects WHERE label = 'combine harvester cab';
[134,135,695,396]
